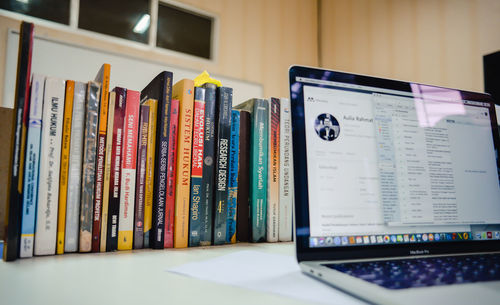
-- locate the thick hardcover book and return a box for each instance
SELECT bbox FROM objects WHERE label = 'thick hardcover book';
[227,110,240,244]
[188,87,206,247]
[279,98,293,241]
[100,91,116,252]
[173,79,195,249]
[34,77,66,255]
[164,99,180,248]
[267,97,280,242]
[199,83,217,246]
[213,87,233,245]
[236,110,251,242]
[234,99,269,242]
[4,21,33,261]
[92,63,111,252]
[143,99,158,248]
[106,87,127,251]
[141,71,173,249]
[56,81,75,254]
[64,82,87,252]
[20,74,44,258]
[79,81,101,252]
[133,103,150,249]
[118,90,140,251]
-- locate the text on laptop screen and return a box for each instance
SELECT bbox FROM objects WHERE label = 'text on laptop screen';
[299,77,500,247]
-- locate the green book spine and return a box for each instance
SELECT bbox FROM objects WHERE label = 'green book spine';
[250,99,269,242]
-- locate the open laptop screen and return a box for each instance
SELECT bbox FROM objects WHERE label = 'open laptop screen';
[290,66,500,256]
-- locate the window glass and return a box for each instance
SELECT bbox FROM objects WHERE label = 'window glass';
[157,3,213,59]
[0,0,70,25]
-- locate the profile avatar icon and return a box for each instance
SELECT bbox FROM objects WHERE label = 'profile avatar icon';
[314,113,340,141]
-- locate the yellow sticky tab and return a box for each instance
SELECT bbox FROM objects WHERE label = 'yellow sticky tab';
[194,70,222,87]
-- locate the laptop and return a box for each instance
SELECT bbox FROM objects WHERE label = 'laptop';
[289,65,500,305]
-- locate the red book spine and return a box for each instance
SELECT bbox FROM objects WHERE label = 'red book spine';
[164,99,180,248]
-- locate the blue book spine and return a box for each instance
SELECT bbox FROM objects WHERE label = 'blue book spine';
[226,110,240,243]
[20,74,44,258]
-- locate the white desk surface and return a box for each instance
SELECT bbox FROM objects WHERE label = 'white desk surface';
[0,242,364,305]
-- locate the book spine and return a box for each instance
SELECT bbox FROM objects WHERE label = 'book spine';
[79,81,101,252]
[142,72,173,250]
[143,99,158,248]
[267,97,280,242]
[4,21,33,262]
[279,98,293,242]
[236,110,251,242]
[20,74,44,258]
[100,91,116,252]
[173,79,195,249]
[227,110,240,244]
[34,77,66,255]
[213,87,233,245]
[118,90,140,251]
[106,88,127,252]
[250,99,269,242]
[64,82,87,252]
[133,104,150,249]
[164,99,180,248]
[188,87,206,247]
[199,84,217,246]
[56,81,75,254]
[92,64,111,253]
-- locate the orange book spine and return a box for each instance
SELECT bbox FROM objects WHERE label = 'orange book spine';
[173,79,195,248]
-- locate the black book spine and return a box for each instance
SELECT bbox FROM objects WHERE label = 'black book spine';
[213,87,233,245]
[236,110,251,242]
[4,22,33,261]
[141,71,173,249]
[199,83,217,246]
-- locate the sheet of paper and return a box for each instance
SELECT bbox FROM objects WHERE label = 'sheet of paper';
[168,250,366,305]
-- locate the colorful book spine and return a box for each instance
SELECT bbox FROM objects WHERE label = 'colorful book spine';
[133,103,150,249]
[188,87,206,247]
[227,110,240,244]
[56,80,75,254]
[64,82,87,252]
[141,71,173,249]
[267,97,280,242]
[118,90,140,251]
[173,79,195,249]
[92,63,111,252]
[79,81,101,253]
[236,110,251,242]
[234,98,269,242]
[164,99,180,248]
[19,74,44,258]
[4,21,33,262]
[34,77,66,256]
[213,87,233,245]
[279,98,293,241]
[143,99,158,248]
[106,87,127,252]
[199,83,217,246]
[100,91,116,252]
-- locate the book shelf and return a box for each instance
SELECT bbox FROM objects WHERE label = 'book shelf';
[0,242,340,305]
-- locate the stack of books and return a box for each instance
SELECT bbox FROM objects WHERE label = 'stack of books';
[3,22,294,261]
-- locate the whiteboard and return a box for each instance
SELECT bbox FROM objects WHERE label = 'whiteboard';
[3,29,262,109]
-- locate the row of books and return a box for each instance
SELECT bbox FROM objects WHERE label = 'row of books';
[3,22,294,261]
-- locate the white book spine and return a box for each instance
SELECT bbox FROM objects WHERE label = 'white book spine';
[20,74,45,258]
[267,98,280,242]
[279,98,293,242]
[64,82,86,252]
[34,77,66,255]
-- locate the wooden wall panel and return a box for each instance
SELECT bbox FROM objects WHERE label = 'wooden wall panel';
[320,0,500,92]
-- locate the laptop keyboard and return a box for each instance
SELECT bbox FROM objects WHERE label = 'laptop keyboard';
[325,253,500,289]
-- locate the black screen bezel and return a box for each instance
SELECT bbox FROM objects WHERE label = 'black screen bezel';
[289,65,500,263]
